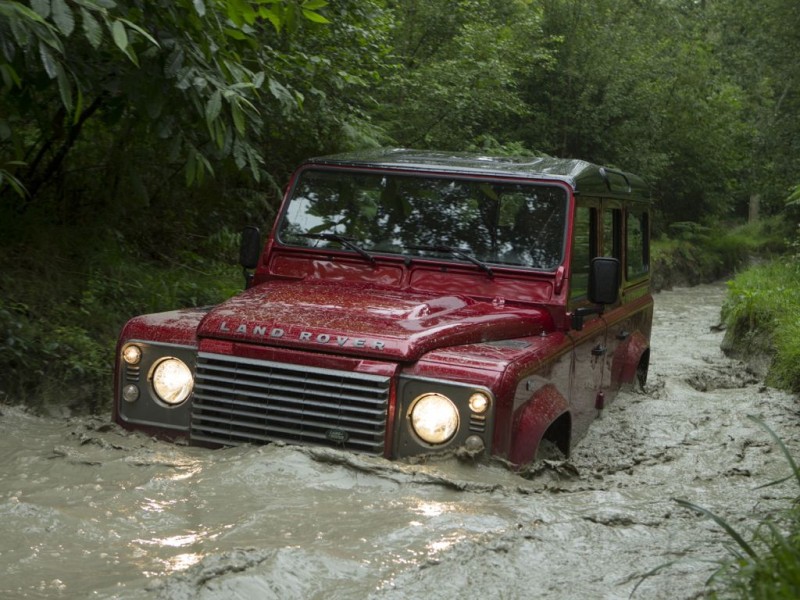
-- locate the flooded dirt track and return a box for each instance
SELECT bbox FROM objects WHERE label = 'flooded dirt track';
[2,283,799,600]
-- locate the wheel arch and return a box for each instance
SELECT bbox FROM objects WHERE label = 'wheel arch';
[509,383,571,466]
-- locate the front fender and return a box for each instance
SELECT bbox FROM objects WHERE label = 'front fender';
[509,383,570,466]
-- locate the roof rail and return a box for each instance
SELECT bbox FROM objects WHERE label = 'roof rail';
[598,167,631,193]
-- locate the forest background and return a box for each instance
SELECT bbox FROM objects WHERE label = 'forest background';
[1,0,799,411]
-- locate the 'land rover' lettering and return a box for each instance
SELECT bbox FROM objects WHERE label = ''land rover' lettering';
[216,322,389,351]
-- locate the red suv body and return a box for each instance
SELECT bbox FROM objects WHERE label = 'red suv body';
[114,149,652,466]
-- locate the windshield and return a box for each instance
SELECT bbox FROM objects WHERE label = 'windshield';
[277,169,568,271]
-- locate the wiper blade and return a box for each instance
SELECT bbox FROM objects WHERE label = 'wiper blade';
[299,233,376,265]
[406,244,494,278]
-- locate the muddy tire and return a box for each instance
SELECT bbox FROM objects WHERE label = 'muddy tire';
[536,439,566,461]
[636,358,649,391]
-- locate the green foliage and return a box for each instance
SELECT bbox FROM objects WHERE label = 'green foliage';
[0,223,240,411]
[0,0,387,208]
[722,258,800,392]
[651,218,788,290]
[375,0,550,149]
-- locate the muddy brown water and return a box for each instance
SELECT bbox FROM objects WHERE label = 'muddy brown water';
[2,283,799,599]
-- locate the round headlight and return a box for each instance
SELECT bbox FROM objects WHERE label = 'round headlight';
[468,392,490,414]
[122,344,142,365]
[151,358,193,406]
[409,393,459,445]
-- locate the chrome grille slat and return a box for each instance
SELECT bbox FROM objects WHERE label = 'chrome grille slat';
[191,352,390,454]
[191,413,386,443]
[197,365,383,397]
[192,400,387,432]
[194,382,385,413]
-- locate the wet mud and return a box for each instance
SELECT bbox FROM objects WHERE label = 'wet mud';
[1,284,798,599]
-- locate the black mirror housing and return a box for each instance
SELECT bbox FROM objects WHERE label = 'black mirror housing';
[571,257,621,331]
[588,257,620,305]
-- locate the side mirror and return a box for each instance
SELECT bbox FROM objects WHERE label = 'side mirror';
[239,226,262,270]
[571,257,620,331]
[239,226,262,288]
[588,257,620,305]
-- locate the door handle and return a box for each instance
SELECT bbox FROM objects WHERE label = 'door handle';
[616,330,630,341]
[591,344,607,356]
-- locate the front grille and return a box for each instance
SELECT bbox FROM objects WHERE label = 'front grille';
[191,352,391,454]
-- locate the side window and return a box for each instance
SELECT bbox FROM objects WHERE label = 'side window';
[602,207,622,260]
[626,209,649,280]
[570,204,597,301]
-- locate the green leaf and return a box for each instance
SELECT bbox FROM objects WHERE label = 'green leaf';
[196,151,214,182]
[223,27,247,41]
[111,19,128,53]
[31,0,51,19]
[118,18,160,48]
[673,498,759,559]
[302,0,328,10]
[211,118,225,149]
[301,9,330,24]
[80,8,103,48]
[72,86,84,125]
[231,100,245,134]
[55,63,73,111]
[259,7,283,33]
[205,89,222,124]
[748,415,800,488]
[246,145,261,182]
[0,64,21,88]
[39,43,59,79]
[164,48,184,77]
[51,0,75,36]
[192,0,206,17]
[268,77,295,110]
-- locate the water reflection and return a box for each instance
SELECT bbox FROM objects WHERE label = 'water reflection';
[133,530,215,573]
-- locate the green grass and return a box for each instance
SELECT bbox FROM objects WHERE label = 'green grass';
[721,257,800,393]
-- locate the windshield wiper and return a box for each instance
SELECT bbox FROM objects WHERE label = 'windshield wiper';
[406,244,494,278]
[299,233,376,266]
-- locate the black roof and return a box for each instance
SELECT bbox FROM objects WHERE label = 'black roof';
[306,148,649,201]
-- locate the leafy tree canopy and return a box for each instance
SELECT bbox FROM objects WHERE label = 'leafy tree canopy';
[0,0,387,210]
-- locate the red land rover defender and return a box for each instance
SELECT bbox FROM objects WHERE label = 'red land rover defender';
[114,149,652,466]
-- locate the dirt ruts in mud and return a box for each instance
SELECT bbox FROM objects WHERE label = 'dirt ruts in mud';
[1,283,798,600]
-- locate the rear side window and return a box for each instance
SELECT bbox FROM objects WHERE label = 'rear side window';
[626,209,649,280]
[569,205,598,300]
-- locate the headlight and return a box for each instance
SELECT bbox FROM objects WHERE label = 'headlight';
[469,392,490,414]
[122,344,142,365]
[409,393,459,445]
[151,358,193,406]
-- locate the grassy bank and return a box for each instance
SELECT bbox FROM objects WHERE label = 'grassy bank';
[721,254,800,393]
[651,218,788,291]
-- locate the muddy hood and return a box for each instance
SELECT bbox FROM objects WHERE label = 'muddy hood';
[198,280,547,361]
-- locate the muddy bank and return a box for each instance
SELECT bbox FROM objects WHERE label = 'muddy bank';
[1,284,798,599]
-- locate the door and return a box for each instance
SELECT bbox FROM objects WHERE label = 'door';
[567,200,609,439]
